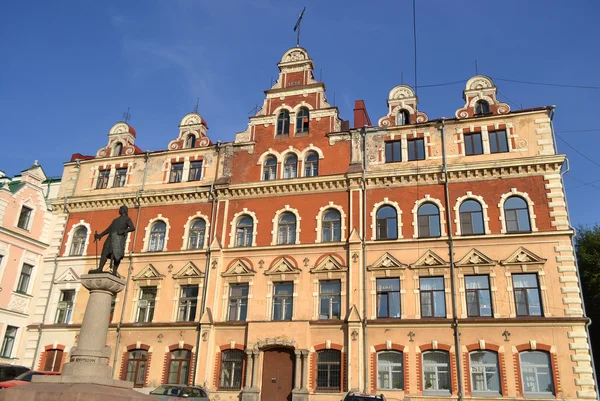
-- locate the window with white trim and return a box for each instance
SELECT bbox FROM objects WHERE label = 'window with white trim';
[474,100,490,116]
[376,205,398,240]
[304,152,319,177]
[283,154,298,179]
[420,277,445,318]
[235,216,253,247]
[319,280,341,320]
[407,138,425,161]
[169,163,184,183]
[17,205,33,230]
[322,209,341,242]
[96,169,110,189]
[276,110,290,136]
[0,326,17,358]
[70,226,88,256]
[470,351,501,394]
[185,134,196,149]
[459,200,484,235]
[465,275,492,317]
[187,219,206,250]
[464,133,483,156]
[277,212,296,245]
[227,283,248,321]
[377,351,404,390]
[513,273,542,317]
[519,351,554,396]
[177,285,198,321]
[136,287,156,323]
[55,289,75,323]
[272,282,293,321]
[16,263,33,294]
[148,221,166,251]
[263,156,277,180]
[219,349,244,389]
[418,203,441,238]
[296,108,309,133]
[504,196,531,233]
[188,161,202,181]
[489,130,509,153]
[113,168,127,188]
[423,350,450,393]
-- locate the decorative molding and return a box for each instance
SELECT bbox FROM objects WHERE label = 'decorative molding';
[132,264,165,281]
[498,188,538,233]
[367,252,407,270]
[501,247,547,266]
[172,261,205,279]
[455,249,496,268]
[221,258,255,277]
[411,250,449,269]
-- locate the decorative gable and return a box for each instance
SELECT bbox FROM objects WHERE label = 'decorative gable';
[221,258,255,277]
[54,268,79,284]
[411,250,449,269]
[132,264,165,281]
[167,112,212,150]
[378,84,428,127]
[173,261,205,279]
[96,122,139,158]
[368,252,407,271]
[265,256,301,275]
[501,247,546,266]
[455,75,510,119]
[311,254,347,273]
[455,249,496,268]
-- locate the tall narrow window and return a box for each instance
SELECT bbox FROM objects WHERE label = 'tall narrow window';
[70,226,88,256]
[283,154,298,179]
[228,283,248,321]
[188,161,203,181]
[272,282,293,321]
[470,351,500,394]
[513,274,542,316]
[385,140,402,163]
[188,219,206,250]
[296,107,309,133]
[113,142,123,156]
[169,163,184,183]
[464,133,483,155]
[16,263,33,294]
[316,349,341,391]
[235,216,253,247]
[319,280,341,320]
[322,209,341,242]
[43,349,64,372]
[420,277,445,318]
[219,349,244,389]
[136,287,157,323]
[474,100,490,116]
[397,109,409,126]
[519,351,554,396]
[276,110,290,136]
[423,351,451,393]
[1,326,17,358]
[465,275,492,317]
[489,130,509,153]
[304,152,319,177]
[168,349,191,384]
[418,203,441,238]
[407,138,425,161]
[185,134,196,149]
[96,170,110,189]
[377,351,404,390]
[504,196,531,233]
[125,350,148,387]
[263,156,277,180]
[148,221,166,251]
[17,206,33,230]
[113,168,127,188]
[377,278,401,318]
[277,212,296,245]
[55,289,75,323]
[177,285,199,321]
[376,205,398,240]
[459,200,484,235]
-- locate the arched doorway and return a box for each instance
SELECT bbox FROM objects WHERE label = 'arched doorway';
[261,347,295,401]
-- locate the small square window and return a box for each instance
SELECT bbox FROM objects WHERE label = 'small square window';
[464,133,483,156]
[385,141,402,163]
[17,206,33,230]
[489,130,509,153]
[169,163,184,183]
[407,138,425,161]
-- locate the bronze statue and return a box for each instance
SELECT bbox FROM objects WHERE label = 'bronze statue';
[89,205,135,276]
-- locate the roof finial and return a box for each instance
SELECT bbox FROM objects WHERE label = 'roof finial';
[293,6,306,47]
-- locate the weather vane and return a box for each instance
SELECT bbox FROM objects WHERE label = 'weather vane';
[293,6,306,47]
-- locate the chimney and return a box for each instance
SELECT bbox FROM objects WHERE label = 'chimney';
[353,100,372,128]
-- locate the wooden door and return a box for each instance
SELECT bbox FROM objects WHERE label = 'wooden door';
[261,348,294,401]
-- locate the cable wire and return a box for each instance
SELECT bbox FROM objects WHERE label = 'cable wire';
[555,134,600,170]
[493,77,600,90]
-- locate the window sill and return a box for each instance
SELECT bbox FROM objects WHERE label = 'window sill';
[294,131,309,137]
[13,291,32,298]
[523,393,555,399]
[472,391,502,398]
[218,388,243,392]
[505,230,533,234]
[423,390,451,396]
[275,134,290,139]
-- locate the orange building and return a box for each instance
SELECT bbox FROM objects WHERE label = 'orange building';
[24,47,596,401]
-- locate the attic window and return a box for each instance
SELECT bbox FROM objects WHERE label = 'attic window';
[113,143,123,157]
[277,110,290,136]
[396,109,410,126]
[185,134,196,149]
[474,100,490,116]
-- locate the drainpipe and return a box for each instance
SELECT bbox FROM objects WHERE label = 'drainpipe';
[31,159,81,369]
[440,120,464,401]
[112,151,150,376]
[360,127,369,393]
[550,108,599,399]
[193,141,222,386]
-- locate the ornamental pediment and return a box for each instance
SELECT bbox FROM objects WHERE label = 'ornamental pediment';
[221,258,255,277]
[132,264,165,281]
[54,268,80,284]
[311,254,347,273]
[501,247,546,266]
[411,250,449,269]
[368,252,407,270]
[173,261,205,279]
[455,249,496,268]
[265,256,301,275]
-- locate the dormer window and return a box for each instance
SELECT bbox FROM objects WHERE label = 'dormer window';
[474,100,490,116]
[185,134,196,149]
[296,108,309,133]
[276,110,290,136]
[113,143,123,157]
[396,109,409,126]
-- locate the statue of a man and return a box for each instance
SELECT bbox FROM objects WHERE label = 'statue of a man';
[89,205,135,276]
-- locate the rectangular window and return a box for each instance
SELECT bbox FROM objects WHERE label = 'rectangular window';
[407,138,425,161]
[177,285,199,321]
[465,275,492,317]
[377,278,401,318]
[55,289,76,323]
[113,168,127,187]
[219,350,244,389]
[420,277,446,318]
[96,169,110,189]
[16,263,33,294]
[228,284,248,321]
[0,326,17,358]
[188,161,203,181]
[17,206,33,230]
[319,280,341,320]
[489,130,509,153]
[385,141,402,163]
[272,282,293,321]
[169,163,184,183]
[316,350,341,391]
[513,274,542,316]
[136,287,157,323]
[464,133,483,155]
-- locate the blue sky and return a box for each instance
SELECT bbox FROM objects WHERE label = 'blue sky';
[1,1,599,227]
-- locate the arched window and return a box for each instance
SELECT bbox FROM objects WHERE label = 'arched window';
[69,226,88,256]
[377,351,404,390]
[459,200,484,235]
[113,142,123,157]
[276,110,290,136]
[125,349,148,388]
[470,351,500,394]
[519,351,554,396]
[397,109,410,126]
[42,348,64,372]
[296,107,310,133]
[148,221,166,252]
[263,156,277,180]
[504,196,531,233]
[423,350,450,393]
[316,349,341,391]
[283,154,298,179]
[304,151,319,177]
[219,349,244,389]
[185,134,196,149]
[475,100,490,116]
[418,203,441,238]
[188,219,206,249]
[376,206,398,240]
[277,212,296,245]
[167,349,191,384]
[322,209,341,242]
[235,216,253,247]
